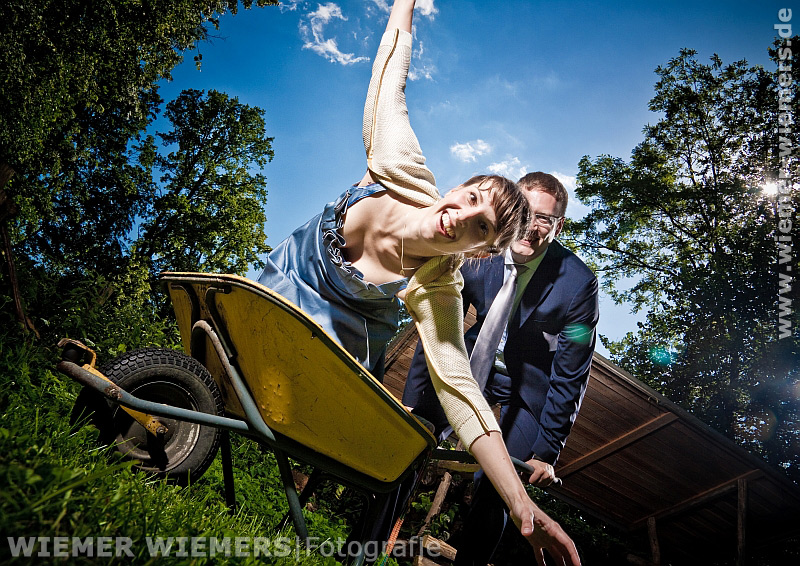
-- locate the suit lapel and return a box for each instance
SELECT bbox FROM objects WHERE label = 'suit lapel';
[512,244,561,332]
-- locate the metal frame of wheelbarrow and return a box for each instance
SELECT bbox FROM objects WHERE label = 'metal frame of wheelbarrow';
[57,273,548,565]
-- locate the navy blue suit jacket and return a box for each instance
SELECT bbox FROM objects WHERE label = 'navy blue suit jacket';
[403,240,599,465]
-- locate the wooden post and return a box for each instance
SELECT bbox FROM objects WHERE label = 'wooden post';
[737,478,747,566]
[417,471,452,536]
[647,516,661,566]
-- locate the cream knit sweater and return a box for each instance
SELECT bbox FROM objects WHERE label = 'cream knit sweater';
[363,28,500,448]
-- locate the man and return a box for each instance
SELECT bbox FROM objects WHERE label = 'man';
[403,172,599,565]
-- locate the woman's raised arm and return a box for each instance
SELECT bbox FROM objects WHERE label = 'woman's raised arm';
[361,0,438,205]
[386,0,414,33]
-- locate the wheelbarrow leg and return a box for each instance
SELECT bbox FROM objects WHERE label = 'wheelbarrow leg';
[277,469,325,531]
[273,448,309,541]
[348,492,392,566]
[220,430,236,514]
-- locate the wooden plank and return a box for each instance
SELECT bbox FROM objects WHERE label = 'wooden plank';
[632,470,763,529]
[557,413,678,478]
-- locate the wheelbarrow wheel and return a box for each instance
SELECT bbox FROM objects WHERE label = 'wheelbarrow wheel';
[97,348,224,486]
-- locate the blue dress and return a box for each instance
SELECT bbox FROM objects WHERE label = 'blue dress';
[256,183,408,379]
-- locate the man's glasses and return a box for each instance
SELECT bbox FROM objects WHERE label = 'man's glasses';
[530,212,563,229]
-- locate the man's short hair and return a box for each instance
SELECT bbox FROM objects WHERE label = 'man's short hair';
[517,172,568,216]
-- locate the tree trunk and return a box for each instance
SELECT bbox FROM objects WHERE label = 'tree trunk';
[0,164,38,337]
[0,162,14,190]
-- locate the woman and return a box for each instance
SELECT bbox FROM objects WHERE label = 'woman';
[258,1,581,564]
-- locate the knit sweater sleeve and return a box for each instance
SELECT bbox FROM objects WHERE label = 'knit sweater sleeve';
[362,28,440,206]
[363,27,499,447]
[404,257,501,449]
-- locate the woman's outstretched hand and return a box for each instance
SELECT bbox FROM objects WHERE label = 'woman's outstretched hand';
[471,431,581,566]
[511,500,582,566]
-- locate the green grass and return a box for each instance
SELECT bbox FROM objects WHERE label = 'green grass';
[0,339,375,566]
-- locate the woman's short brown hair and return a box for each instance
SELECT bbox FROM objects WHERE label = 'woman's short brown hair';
[460,174,530,255]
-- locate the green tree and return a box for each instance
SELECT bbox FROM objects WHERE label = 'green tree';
[1,0,277,267]
[570,45,800,478]
[135,89,273,276]
[0,0,274,189]
[0,0,277,350]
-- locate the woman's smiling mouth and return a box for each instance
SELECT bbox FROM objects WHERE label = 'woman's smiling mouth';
[441,211,456,239]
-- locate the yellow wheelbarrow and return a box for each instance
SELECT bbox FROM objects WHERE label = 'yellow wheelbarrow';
[59,272,541,564]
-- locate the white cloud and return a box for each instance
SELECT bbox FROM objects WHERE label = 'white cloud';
[549,171,576,194]
[299,3,370,65]
[368,0,391,13]
[416,0,438,18]
[409,62,436,81]
[451,140,492,163]
[279,0,304,12]
[367,0,436,19]
[409,40,436,81]
[488,157,527,180]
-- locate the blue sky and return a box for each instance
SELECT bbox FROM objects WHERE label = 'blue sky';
[156,0,786,354]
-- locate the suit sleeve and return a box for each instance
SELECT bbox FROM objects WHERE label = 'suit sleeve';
[532,274,599,464]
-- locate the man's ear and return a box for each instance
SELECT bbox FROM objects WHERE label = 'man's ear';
[553,217,565,238]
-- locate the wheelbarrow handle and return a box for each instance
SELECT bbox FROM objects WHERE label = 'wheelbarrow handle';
[430,448,562,486]
[57,360,252,435]
[511,456,563,487]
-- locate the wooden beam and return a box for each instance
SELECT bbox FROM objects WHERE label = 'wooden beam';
[435,460,479,474]
[647,516,661,565]
[632,469,762,529]
[558,413,678,478]
[422,535,456,561]
[737,478,747,566]
[417,472,453,536]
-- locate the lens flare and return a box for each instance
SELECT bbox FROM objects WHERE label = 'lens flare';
[753,410,778,442]
[648,347,674,366]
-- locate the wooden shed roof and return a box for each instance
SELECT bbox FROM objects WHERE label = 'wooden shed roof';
[382,319,800,563]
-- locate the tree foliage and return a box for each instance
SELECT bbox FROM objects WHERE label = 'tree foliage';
[0,0,273,178]
[135,89,272,276]
[0,0,277,355]
[569,44,800,479]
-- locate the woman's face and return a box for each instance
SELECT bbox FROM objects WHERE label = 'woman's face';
[418,180,499,255]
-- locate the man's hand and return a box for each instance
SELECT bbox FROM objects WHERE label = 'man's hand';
[525,458,557,487]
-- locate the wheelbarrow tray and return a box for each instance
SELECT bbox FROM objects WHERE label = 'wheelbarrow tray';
[162,272,436,485]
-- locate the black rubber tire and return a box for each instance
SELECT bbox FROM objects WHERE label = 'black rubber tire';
[70,387,114,432]
[97,348,224,486]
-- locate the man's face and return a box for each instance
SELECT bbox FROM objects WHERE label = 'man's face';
[510,189,564,263]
